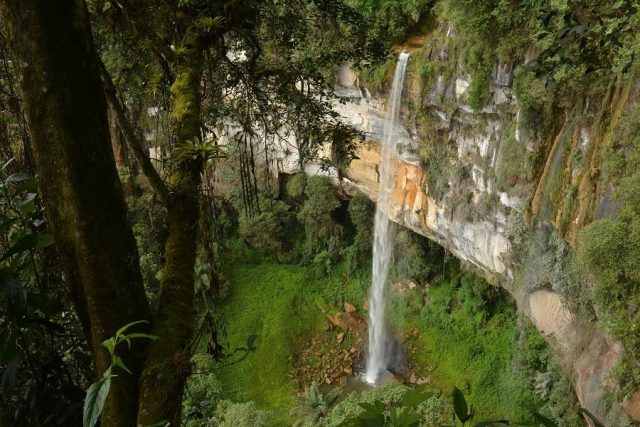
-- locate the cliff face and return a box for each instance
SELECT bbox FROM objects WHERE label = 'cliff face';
[333,25,640,424]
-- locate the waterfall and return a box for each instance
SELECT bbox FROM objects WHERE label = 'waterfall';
[365,52,409,385]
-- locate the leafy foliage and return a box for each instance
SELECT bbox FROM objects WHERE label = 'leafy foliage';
[298,176,344,262]
[239,211,283,256]
[83,320,157,427]
[577,102,640,397]
[347,0,433,45]
[346,192,374,273]
[292,381,342,423]
[212,400,273,426]
[0,165,90,425]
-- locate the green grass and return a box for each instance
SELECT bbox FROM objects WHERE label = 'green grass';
[217,256,539,423]
[387,270,538,422]
[216,257,369,423]
[212,238,570,425]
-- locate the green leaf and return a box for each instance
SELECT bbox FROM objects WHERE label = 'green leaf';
[1,356,18,397]
[531,411,558,427]
[360,414,385,427]
[578,408,604,427]
[1,234,38,261]
[112,355,132,375]
[18,192,36,207]
[474,421,510,426]
[19,200,36,214]
[0,219,17,235]
[123,332,159,341]
[4,173,31,184]
[1,158,14,171]
[388,407,421,427]
[36,233,55,248]
[115,320,149,339]
[16,179,37,193]
[0,332,17,365]
[337,418,363,427]
[27,292,62,316]
[0,270,27,308]
[83,373,111,427]
[358,400,385,414]
[453,387,469,423]
[102,337,115,356]
[401,387,434,408]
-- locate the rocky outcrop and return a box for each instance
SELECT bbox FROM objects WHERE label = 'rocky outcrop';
[330,26,640,424]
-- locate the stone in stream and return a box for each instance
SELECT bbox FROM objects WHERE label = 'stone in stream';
[376,370,395,385]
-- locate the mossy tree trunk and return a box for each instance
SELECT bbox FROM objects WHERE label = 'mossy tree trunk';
[0,1,151,426]
[137,41,205,425]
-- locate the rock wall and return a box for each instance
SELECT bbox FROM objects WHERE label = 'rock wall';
[332,26,640,425]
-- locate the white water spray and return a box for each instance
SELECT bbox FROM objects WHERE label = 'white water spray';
[365,52,409,384]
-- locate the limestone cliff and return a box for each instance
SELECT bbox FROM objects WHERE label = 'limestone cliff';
[332,24,640,425]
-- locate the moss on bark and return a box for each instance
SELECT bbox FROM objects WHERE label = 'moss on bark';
[137,45,204,425]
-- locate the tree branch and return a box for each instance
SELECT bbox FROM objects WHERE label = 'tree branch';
[110,0,176,67]
[99,59,170,204]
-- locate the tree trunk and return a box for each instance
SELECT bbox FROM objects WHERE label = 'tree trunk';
[0,1,151,425]
[137,46,204,426]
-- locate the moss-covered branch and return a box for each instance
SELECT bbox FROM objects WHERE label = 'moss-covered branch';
[137,39,205,425]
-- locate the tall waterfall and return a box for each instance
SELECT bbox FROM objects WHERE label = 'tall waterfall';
[365,52,410,384]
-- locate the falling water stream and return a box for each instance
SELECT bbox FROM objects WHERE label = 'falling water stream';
[365,52,410,384]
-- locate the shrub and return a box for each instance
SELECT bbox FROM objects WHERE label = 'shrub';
[346,192,374,272]
[505,209,530,265]
[182,355,224,426]
[292,382,341,426]
[320,381,410,426]
[286,173,306,202]
[417,392,453,426]
[297,176,343,261]
[495,134,530,192]
[212,400,273,427]
[347,0,433,45]
[420,142,451,201]
[239,211,282,256]
[391,229,441,284]
[467,66,491,111]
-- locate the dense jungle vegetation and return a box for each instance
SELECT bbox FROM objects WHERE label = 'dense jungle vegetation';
[0,0,639,426]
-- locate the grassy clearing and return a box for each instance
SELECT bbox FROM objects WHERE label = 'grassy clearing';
[216,257,369,422]
[213,234,573,425]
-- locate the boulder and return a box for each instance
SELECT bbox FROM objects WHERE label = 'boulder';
[623,390,640,421]
[528,290,573,335]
